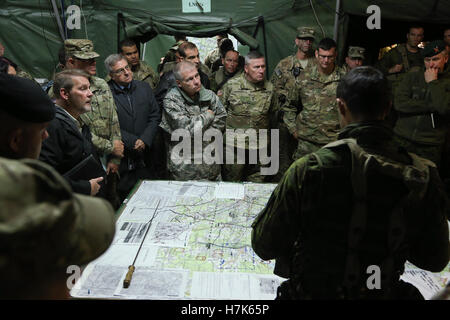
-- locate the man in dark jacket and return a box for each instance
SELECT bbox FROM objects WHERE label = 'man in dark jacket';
[40,69,104,196]
[105,54,161,200]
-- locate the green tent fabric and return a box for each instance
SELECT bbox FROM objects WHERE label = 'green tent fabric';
[0,0,335,79]
[0,0,449,80]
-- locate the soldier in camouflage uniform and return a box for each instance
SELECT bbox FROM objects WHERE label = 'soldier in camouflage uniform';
[116,39,160,89]
[158,35,187,73]
[210,49,242,93]
[252,67,449,300]
[283,37,345,160]
[271,26,317,180]
[204,33,228,70]
[220,51,278,182]
[0,74,115,298]
[376,26,425,97]
[343,46,365,73]
[160,61,226,181]
[393,40,450,167]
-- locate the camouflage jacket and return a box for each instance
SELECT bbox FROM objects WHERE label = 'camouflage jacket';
[252,122,449,299]
[271,54,315,111]
[220,73,277,149]
[284,62,345,144]
[132,60,160,89]
[160,86,226,181]
[204,47,220,69]
[16,67,34,81]
[394,69,450,145]
[210,66,242,93]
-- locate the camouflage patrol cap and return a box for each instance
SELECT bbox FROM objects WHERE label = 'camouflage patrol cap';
[422,40,446,58]
[64,39,100,60]
[348,46,365,59]
[0,158,115,291]
[0,73,55,123]
[297,27,316,40]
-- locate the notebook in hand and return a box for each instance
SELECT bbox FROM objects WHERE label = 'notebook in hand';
[63,154,106,181]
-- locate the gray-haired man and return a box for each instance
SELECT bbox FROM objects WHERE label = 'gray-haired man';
[105,54,161,200]
[160,61,227,181]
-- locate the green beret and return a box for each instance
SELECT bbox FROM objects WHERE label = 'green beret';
[422,40,446,58]
[0,74,55,123]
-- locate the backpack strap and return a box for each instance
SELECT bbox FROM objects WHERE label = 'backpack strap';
[323,139,431,298]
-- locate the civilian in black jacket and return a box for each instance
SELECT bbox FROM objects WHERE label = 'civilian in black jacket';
[105,54,161,200]
[40,70,104,196]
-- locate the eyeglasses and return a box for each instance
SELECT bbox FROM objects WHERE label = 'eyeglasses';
[112,64,131,75]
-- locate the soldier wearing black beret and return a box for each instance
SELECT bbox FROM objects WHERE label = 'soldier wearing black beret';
[0,73,55,159]
[393,40,450,167]
[0,73,116,299]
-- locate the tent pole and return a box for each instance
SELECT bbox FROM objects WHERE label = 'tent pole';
[50,0,66,41]
[333,0,341,42]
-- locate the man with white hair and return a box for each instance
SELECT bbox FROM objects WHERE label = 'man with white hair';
[160,61,226,181]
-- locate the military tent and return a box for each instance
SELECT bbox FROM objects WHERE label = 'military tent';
[0,0,449,81]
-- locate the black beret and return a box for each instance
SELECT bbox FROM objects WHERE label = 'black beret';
[422,40,446,58]
[0,73,55,123]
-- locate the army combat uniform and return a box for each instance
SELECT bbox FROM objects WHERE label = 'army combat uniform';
[220,73,278,182]
[252,122,449,299]
[271,54,315,181]
[204,47,221,70]
[210,66,242,93]
[131,60,159,89]
[284,61,344,160]
[79,76,122,161]
[160,86,227,181]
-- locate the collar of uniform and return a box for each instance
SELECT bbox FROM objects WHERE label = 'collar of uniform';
[110,79,134,94]
[132,60,150,74]
[241,73,269,90]
[55,104,83,131]
[176,86,212,104]
[292,55,313,69]
[309,61,343,82]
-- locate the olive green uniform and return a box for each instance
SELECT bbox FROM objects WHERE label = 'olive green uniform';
[393,69,450,166]
[252,122,449,299]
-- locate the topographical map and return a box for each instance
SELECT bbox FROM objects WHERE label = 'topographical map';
[71,180,285,299]
[71,180,450,300]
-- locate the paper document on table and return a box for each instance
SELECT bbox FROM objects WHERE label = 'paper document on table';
[190,272,284,299]
[214,182,245,199]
